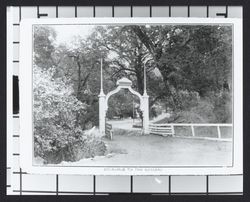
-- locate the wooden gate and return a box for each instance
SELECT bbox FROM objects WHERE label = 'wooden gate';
[105,122,113,140]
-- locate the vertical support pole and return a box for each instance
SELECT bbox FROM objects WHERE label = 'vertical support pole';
[142,94,149,134]
[144,62,147,93]
[191,125,195,137]
[132,98,135,124]
[100,58,103,92]
[142,64,149,134]
[99,94,106,135]
[99,58,106,135]
[217,125,221,139]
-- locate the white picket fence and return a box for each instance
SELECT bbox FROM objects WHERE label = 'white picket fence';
[149,123,233,141]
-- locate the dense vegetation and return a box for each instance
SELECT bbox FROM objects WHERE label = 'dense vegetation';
[33,24,232,163]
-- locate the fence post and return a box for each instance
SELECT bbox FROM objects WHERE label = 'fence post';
[217,126,221,139]
[171,125,175,135]
[191,125,195,137]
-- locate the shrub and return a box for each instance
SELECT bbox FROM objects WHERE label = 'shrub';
[177,90,200,110]
[159,99,215,123]
[191,100,216,122]
[171,111,206,123]
[33,65,107,164]
[213,91,232,123]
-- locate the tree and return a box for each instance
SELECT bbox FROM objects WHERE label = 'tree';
[131,25,232,116]
[34,25,58,70]
[86,25,232,122]
[90,26,155,95]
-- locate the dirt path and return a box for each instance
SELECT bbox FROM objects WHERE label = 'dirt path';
[59,133,232,166]
[108,119,141,130]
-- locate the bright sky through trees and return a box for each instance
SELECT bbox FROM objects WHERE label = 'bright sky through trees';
[53,25,95,46]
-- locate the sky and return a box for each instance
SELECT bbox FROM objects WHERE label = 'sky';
[52,25,95,46]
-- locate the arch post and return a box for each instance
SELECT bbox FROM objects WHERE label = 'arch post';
[142,92,149,134]
[99,92,106,136]
[99,57,106,135]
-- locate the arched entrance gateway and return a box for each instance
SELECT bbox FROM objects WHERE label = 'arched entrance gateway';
[98,59,149,135]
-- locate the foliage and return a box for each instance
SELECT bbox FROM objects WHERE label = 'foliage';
[34,26,57,70]
[33,65,106,163]
[211,91,232,123]
[172,90,200,111]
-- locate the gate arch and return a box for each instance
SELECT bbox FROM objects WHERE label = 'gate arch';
[104,78,143,112]
[99,77,149,135]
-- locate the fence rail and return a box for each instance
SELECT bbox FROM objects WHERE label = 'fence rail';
[150,123,232,127]
[149,123,233,141]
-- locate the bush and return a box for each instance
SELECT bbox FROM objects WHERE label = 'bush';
[33,65,107,164]
[40,137,106,164]
[177,90,200,110]
[171,111,206,123]
[158,98,216,123]
[191,100,216,122]
[213,91,232,123]
[79,102,99,129]
[35,125,107,164]
[161,90,232,124]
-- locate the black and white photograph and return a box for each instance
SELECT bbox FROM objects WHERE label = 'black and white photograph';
[19,18,242,175]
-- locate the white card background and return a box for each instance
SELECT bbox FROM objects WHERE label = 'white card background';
[7,5,243,195]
